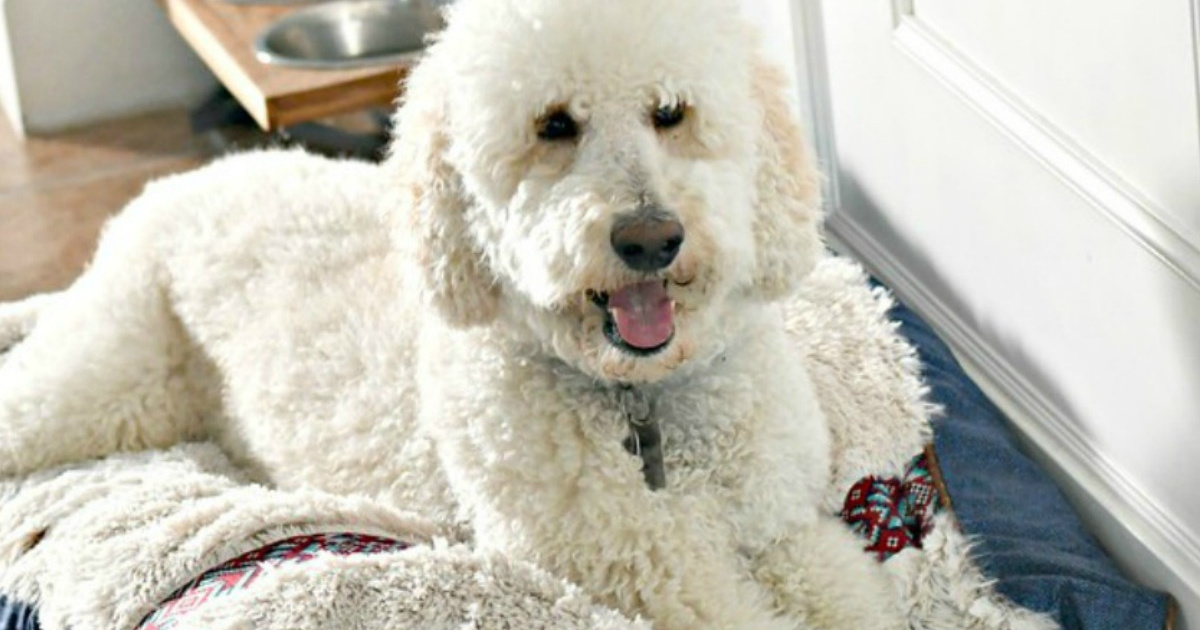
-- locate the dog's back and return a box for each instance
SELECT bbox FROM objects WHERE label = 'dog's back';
[0,149,456,521]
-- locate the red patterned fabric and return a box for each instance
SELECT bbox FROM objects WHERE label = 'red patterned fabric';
[137,532,412,630]
[842,452,941,561]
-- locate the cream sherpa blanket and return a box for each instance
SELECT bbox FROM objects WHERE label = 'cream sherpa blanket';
[0,257,1054,630]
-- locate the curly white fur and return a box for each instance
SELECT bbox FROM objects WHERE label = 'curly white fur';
[0,0,901,628]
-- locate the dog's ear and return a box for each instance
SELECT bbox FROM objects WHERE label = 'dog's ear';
[748,58,824,300]
[389,63,501,327]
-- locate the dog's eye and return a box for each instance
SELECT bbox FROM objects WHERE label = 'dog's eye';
[537,110,579,141]
[652,103,686,129]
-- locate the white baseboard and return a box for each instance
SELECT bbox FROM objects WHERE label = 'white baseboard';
[827,211,1199,630]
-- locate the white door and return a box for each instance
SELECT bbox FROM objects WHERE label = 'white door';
[806,0,1200,625]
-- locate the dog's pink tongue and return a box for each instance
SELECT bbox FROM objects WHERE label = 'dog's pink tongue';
[608,281,674,349]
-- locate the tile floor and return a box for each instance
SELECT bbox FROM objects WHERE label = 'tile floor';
[0,110,219,302]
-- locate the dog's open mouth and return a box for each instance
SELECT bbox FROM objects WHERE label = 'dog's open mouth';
[587,281,675,356]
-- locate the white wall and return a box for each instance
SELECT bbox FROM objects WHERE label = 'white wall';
[0,0,216,135]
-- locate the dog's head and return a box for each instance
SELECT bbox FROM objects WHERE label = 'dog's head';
[389,0,822,383]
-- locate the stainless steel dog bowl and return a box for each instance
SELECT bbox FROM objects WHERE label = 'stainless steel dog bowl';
[255,0,444,70]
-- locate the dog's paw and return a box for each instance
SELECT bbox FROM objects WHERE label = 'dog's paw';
[0,327,29,371]
[0,346,15,372]
[0,331,23,360]
[0,292,57,359]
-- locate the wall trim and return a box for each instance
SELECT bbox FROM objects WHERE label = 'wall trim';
[892,16,1200,292]
[1192,0,1200,147]
[789,0,841,215]
[0,0,22,135]
[828,210,1200,629]
[889,0,914,27]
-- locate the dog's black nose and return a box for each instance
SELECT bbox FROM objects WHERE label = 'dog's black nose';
[610,215,685,272]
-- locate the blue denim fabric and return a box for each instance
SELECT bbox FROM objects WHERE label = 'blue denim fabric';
[0,596,37,630]
[886,293,1171,629]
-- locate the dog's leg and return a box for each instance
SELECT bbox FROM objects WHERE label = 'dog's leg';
[0,206,204,478]
[420,340,805,630]
[0,292,57,360]
[753,516,906,630]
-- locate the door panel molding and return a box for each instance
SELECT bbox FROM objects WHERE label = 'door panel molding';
[816,0,1200,625]
[890,0,913,26]
[1192,0,1200,148]
[891,13,1200,291]
[789,0,841,215]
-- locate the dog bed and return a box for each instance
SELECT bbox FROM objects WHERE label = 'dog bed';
[0,256,1161,629]
[886,291,1175,629]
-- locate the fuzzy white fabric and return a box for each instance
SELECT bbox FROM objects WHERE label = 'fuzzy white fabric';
[0,444,648,630]
[0,260,1054,630]
[792,264,1057,630]
[0,0,1055,628]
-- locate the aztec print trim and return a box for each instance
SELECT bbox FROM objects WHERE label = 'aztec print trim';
[842,451,942,561]
[137,532,412,630]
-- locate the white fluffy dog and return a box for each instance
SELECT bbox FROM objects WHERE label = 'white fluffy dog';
[0,0,902,627]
